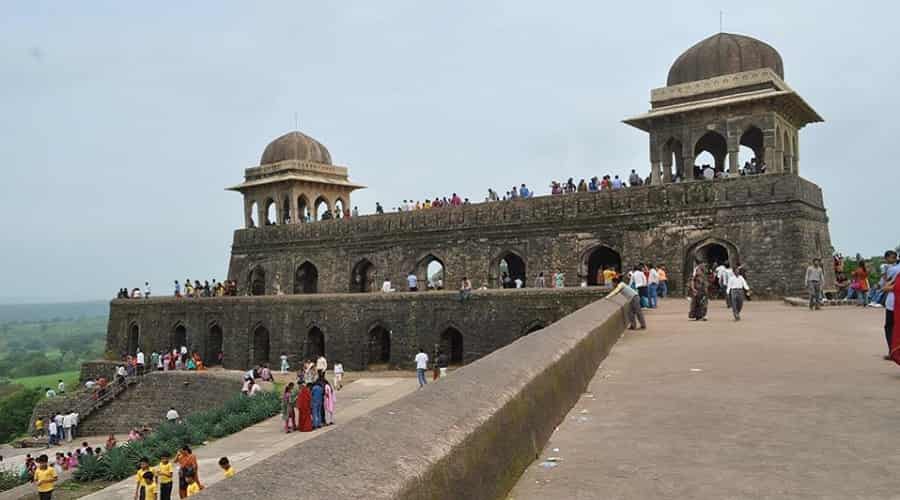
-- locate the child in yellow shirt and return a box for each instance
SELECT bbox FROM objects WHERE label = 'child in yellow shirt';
[34,454,57,500]
[137,471,156,500]
[186,473,201,496]
[155,452,174,500]
[218,456,236,478]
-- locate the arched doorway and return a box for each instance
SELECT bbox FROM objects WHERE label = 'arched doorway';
[315,196,331,221]
[249,267,266,296]
[294,262,318,294]
[499,251,526,288]
[252,325,270,366]
[440,328,464,365]
[248,201,258,228]
[207,324,223,366]
[684,239,738,294]
[367,326,391,367]
[173,324,187,351]
[663,137,684,180]
[281,197,292,224]
[415,254,445,290]
[264,198,276,225]
[306,327,325,359]
[586,246,622,286]
[351,259,375,293]
[297,195,310,222]
[127,324,140,355]
[738,126,764,173]
[693,131,727,179]
[334,198,345,219]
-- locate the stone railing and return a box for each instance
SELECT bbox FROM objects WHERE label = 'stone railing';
[197,291,629,499]
[232,173,825,248]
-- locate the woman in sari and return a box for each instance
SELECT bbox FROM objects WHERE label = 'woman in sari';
[889,283,900,364]
[192,352,205,371]
[324,379,335,426]
[689,264,709,321]
[295,384,313,432]
[175,445,201,498]
[281,383,295,433]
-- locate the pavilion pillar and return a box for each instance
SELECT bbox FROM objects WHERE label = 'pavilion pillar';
[289,191,299,224]
[728,149,739,175]
[650,162,662,185]
[257,202,267,226]
[683,155,696,179]
[765,146,777,173]
[662,160,673,183]
[243,198,254,228]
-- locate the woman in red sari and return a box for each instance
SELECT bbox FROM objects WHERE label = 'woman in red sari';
[295,384,313,432]
[889,285,900,364]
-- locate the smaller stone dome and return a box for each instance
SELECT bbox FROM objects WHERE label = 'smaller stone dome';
[260,131,332,165]
[667,33,784,86]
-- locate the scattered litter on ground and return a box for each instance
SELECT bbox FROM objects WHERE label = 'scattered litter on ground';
[545,456,562,462]
[580,409,589,414]
[552,448,560,452]
[690,368,703,372]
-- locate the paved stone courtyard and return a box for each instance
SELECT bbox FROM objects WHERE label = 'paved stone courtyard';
[510,299,899,499]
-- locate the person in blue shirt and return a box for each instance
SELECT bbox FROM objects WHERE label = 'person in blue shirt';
[406,272,418,292]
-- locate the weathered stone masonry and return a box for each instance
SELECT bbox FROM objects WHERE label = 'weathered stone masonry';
[108,288,607,371]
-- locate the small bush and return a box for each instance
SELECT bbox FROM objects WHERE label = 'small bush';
[0,468,27,493]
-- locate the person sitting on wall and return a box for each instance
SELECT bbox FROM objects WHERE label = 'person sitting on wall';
[459,277,473,302]
[381,278,395,293]
[835,272,850,299]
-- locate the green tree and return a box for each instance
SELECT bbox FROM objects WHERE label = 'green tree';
[0,387,43,443]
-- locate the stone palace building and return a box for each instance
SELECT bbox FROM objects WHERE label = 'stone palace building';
[107,32,834,371]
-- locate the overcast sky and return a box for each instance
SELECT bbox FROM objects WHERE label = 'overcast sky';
[1,1,896,303]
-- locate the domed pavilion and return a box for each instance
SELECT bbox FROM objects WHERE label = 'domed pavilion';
[228,131,365,228]
[624,32,823,183]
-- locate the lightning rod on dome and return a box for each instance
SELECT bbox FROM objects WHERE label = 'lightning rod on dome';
[293,112,299,131]
[719,10,723,33]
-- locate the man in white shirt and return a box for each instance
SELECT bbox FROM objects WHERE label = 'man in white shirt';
[70,412,79,439]
[414,348,429,388]
[136,349,145,375]
[57,380,65,394]
[47,419,58,446]
[647,265,660,309]
[514,277,523,289]
[381,279,395,293]
[143,281,151,299]
[45,388,56,398]
[166,407,180,422]
[62,412,73,442]
[630,266,648,307]
[316,355,328,374]
[726,270,751,321]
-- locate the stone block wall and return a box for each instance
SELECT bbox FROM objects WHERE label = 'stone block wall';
[77,371,243,435]
[106,288,607,371]
[79,361,119,383]
[226,174,833,299]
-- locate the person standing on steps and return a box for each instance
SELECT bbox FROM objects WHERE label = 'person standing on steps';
[415,347,429,388]
[805,258,825,310]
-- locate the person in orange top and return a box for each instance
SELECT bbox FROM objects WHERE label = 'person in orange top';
[658,266,669,298]
[175,445,201,499]
[852,262,870,306]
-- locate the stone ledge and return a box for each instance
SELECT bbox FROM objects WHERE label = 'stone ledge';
[783,297,875,308]
[196,293,628,499]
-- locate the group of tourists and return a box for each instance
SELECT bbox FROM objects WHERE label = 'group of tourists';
[686,261,751,322]
[412,347,452,388]
[117,282,152,299]
[129,446,234,499]
[486,184,535,201]
[831,254,886,307]
[394,193,471,212]
[31,411,81,445]
[279,355,337,433]
[120,347,213,376]
[174,279,238,298]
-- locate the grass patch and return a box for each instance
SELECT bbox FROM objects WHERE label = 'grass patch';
[14,370,79,390]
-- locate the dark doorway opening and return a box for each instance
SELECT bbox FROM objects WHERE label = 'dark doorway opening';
[127,324,140,355]
[499,252,526,288]
[207,324,223,366]
[440,328,464,365]
[586,246,622,286]
[351,259,375,293]
[294,262,318,294]
[306,327,325,359]
[173,325,187,351]
[252,325,270,366]
[250,267,266,296]
[368,326,391,367]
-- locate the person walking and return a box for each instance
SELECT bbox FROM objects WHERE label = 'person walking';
[882,250,899,359]
[658,265,668,298]
[727,269,751,320]
[281,383,295,433]
[852,261,870,306]
[34,454,57,500]
[689,264,709,321]
[414,348,429,388]
[805,258,825,310]
[648,264,660,308]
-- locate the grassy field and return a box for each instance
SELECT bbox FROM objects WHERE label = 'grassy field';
[13,370,80,390]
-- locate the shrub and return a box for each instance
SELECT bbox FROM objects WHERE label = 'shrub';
[0,468,27,493]
[74,391,280,483]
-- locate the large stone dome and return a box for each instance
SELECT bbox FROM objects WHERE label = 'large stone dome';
[260,131,332,165]
[666,33,784,86]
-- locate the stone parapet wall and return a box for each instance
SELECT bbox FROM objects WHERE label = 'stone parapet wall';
[106,288,607,372]
[197,291,629,499]
[79,361,119,383]
[226,174,832,298]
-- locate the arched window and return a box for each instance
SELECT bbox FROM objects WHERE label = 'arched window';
[499,252,526,288]
[173,324,187,351]
[782,129,792,173]
[684,239,739,295]
[738,126,764,173]
[693,131,727,179]
[282,197,292,224]
[252,325,270,366]
[248,201,258,228]
[334,198,345,219]
[367,326,391,366]
[440,327,464,365]
[207,324,223,366]
[306,327,325,359]
[249,267,266,296]
[415,254,445,290]
[351,259,376,293]
[586,246,622,286]
[127,323,140,355]
[297,195,310,223]
[663,137,684,180]
[264,198,276,225]
[315,196,331,221]
[294,262,318,294]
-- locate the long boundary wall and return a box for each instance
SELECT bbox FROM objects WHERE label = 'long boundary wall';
[197,293,629,499]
